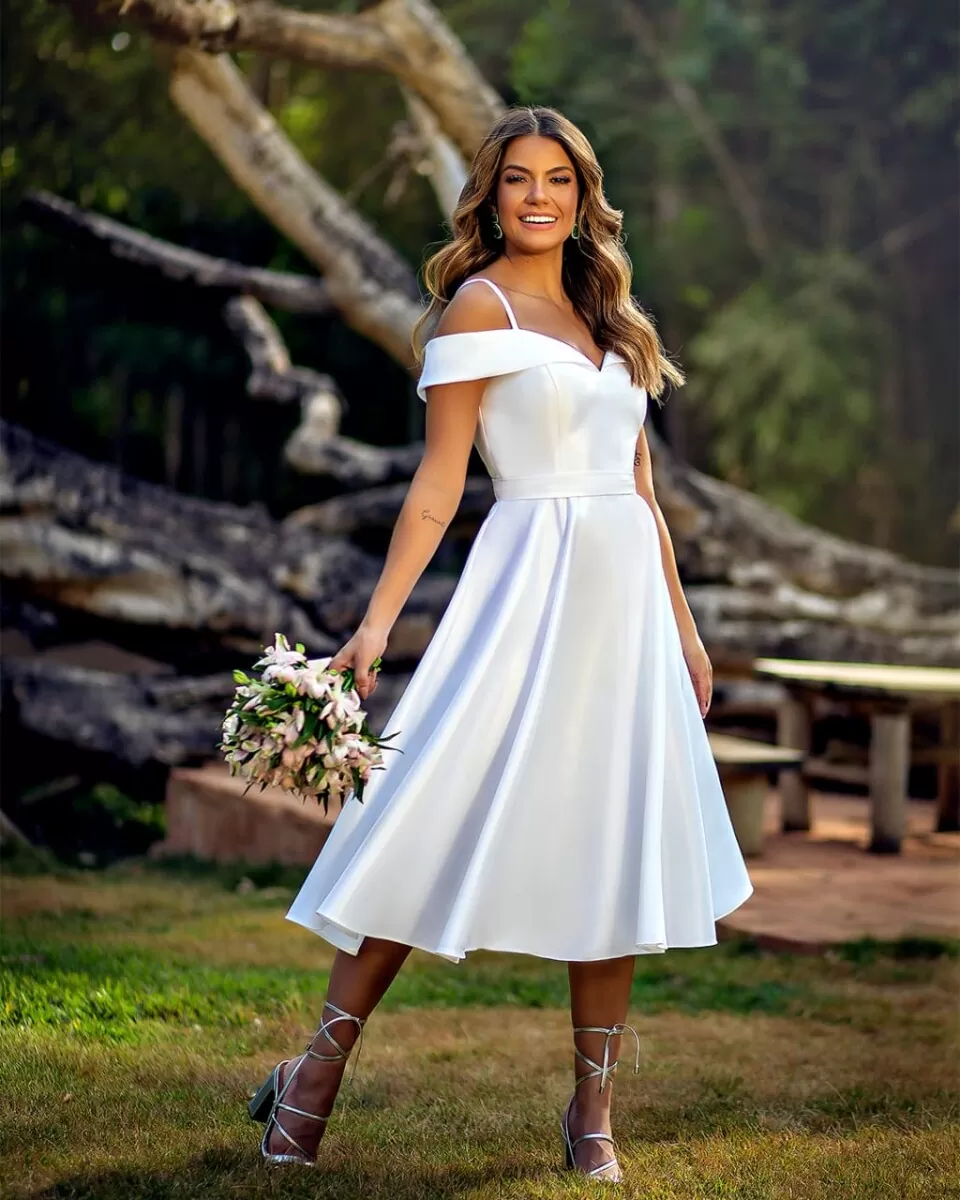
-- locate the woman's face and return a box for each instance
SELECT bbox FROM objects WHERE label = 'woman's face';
[492,135,579,253]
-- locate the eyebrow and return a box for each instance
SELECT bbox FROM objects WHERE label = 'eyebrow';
[501,162,574,174]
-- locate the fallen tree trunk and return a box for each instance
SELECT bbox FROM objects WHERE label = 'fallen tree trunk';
[2,657,234,767]
[0,421,452,664]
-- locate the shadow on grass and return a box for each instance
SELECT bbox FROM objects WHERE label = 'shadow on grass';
[25,1148,553,1200]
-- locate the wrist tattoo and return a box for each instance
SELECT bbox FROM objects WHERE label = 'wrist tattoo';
[633,451,642,467]
[421,508,445,527]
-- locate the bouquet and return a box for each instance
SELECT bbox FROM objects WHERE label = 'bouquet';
[220,634,400,814]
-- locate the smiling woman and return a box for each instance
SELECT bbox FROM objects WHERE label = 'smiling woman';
[256,105,750,1186]
[413,106,685,397]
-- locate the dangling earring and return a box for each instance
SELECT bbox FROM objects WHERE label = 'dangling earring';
[570,219,581,241]
[491,210,504,240]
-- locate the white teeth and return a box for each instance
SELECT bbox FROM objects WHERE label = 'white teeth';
[520,216,556,224]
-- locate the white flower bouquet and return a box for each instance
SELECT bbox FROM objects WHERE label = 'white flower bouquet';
[220,634,399,814]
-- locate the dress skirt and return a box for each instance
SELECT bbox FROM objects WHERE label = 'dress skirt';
[286,485,753,963]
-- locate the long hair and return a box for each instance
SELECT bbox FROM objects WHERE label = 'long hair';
[413,106,684,399]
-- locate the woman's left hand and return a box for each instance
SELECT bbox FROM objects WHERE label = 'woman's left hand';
[681,631,713,718]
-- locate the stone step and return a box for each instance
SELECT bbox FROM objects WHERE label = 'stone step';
[153,763,338,866]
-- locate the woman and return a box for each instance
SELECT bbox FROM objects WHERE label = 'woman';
[252,105,753,1184]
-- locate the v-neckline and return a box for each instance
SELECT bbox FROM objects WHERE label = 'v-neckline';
[515,328,609,373]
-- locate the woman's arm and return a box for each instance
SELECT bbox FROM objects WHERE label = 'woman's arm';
[329,285,509,699]
[633,425,713,716]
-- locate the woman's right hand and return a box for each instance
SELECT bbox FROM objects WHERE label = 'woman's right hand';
[328,621,390,702]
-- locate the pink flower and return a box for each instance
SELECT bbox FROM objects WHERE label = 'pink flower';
[255,633,306,672]
[262,663,299,686]
[320,681,361,728]
[296,666,331,700]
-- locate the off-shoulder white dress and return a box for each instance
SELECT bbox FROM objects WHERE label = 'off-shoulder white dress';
[287,278,752,962]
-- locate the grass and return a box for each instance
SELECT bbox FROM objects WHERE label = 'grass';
[2,860,958,1199]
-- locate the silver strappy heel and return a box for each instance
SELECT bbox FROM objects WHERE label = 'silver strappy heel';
[249,999,366,1166]
[560,1021,641,1183]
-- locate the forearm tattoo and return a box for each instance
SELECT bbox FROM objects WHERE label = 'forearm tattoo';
[420,508,446,527]
[634,450,642,467]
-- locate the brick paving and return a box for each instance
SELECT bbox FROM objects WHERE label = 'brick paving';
[720,791,960,950]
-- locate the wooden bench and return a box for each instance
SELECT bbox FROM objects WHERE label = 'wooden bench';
[709,732,804,856]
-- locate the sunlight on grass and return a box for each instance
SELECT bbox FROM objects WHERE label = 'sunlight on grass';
[2,864,957,1198]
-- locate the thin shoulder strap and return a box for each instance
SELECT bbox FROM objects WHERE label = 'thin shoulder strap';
[457,277,519,330]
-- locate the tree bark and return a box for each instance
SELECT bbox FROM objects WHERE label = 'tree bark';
[0,419,356,650]
[282,433,426,488]
[223,296,342,439]
[168,48,423,364]
[3,656,234,767]
[0,422,455,657]
[21,189,335,314]
[402,87,469,218]
[69,0,502,160]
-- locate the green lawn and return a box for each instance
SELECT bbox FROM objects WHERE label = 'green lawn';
[2,857,957,1199]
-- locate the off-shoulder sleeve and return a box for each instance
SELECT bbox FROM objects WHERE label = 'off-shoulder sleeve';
[416,329,587,401]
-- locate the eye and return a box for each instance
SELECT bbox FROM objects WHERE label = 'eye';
[504,173,527,184]
[551,175,573,184]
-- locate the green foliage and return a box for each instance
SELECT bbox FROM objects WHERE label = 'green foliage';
[73,783,166,839]
[685,251,881,518]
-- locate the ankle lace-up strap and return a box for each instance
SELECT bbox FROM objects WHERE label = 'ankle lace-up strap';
[572,1022,641,1094]
[267,999,367,1159]
[304,999,367,1090]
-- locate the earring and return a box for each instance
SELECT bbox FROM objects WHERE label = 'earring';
[491,211,503,240]
[571,220,581,241]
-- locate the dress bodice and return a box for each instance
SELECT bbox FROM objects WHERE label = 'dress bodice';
[416,280,648,491]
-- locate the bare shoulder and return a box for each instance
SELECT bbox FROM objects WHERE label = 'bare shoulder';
[434,277,512,337]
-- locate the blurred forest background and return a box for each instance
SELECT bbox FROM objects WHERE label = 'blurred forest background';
[3,0,957,565]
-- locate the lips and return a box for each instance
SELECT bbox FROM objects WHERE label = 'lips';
[519,215,558,226]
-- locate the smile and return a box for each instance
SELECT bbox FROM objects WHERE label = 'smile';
[519,215,558,225]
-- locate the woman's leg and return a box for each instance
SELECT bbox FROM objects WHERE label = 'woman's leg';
[265,935,412,1157]
[566,956,637,1176]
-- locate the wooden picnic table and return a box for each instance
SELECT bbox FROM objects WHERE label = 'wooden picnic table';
[753,658,960,854]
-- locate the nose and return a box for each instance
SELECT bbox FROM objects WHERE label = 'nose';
[525,177,548,204]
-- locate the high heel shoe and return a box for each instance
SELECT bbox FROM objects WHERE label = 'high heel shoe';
[249,998,366,1166]
[560,1021,641,1183]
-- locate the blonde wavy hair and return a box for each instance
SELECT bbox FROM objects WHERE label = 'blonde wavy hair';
[413,106,683,399]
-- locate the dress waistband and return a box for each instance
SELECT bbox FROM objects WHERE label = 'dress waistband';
[492,470,637,501]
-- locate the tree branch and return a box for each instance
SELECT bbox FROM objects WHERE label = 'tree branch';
[168,48,422,364]
[21,188,334,314]
[401,87,468,218]
[73,0,502,159]
[222,296,340,437]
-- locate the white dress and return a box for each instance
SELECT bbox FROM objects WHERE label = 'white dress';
[287,277,752,963]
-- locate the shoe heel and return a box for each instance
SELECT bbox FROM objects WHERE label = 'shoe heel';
[248,1067,278,1123]
[560,1105,574,1170]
